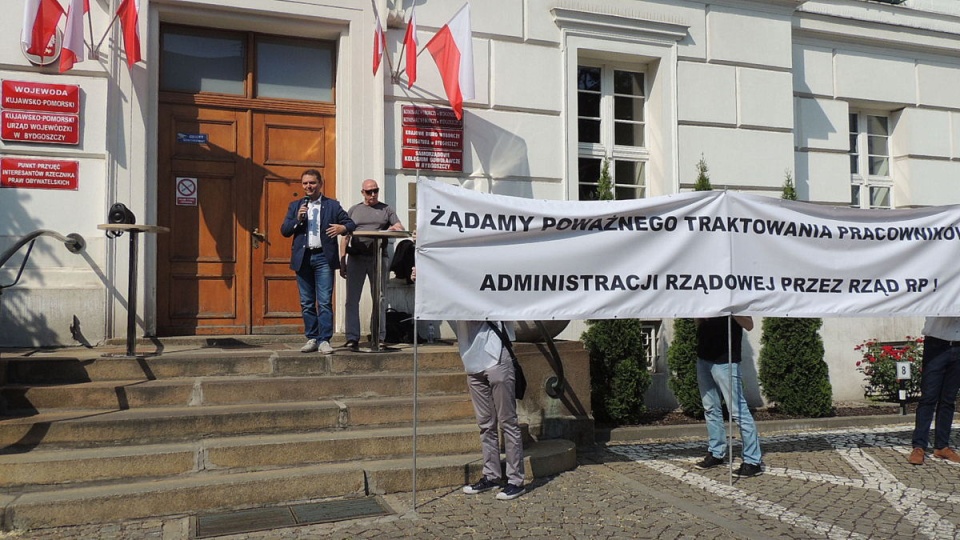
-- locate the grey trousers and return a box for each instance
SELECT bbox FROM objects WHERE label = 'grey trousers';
[344,254,387,342]
[466,348,525,487]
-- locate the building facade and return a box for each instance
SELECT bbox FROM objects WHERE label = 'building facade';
[2,0,959,401]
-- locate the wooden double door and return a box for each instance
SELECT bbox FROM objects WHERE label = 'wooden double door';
[157,104,336,335]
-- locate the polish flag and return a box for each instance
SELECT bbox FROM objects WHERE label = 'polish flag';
[373,9,386,75]
[403,6,417,88]
[59,0,88,72]
[425,4,474,120]
[116,0,142,67]
[21,0,65,57]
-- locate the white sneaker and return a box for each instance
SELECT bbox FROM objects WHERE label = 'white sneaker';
[318,340,334,354]
[300,339,318,353]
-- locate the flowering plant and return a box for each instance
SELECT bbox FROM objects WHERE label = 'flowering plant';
[854,336,923,401]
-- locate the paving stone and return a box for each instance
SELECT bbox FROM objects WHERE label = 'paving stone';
[18,422,960,539]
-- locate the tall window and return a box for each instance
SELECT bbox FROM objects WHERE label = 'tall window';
[577,64,647,200]
[849,112,891,209]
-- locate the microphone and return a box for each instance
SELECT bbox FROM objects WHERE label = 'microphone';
[298,196,310,222]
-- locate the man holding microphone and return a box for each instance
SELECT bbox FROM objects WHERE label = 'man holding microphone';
[281,169,355,354]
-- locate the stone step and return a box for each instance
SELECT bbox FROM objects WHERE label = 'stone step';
[1,372,468,411]
[0,395,475,449]
[0,422,483,488]
[1,347,464,384]
[0,439,577,531]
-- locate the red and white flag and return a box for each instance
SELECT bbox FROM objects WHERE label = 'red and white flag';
[59,0,88,72]
[116,0,142,67]
[403,6,418,88]
[21,0,65,57]
[426,4,474,120]
[373,8,386,75]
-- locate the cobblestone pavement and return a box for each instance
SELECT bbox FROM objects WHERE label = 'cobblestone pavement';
[7,422,960,539]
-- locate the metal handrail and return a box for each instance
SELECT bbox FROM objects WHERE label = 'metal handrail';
[535,320,566,399]
[0,230,85,293]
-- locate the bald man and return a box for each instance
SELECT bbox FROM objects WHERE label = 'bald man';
[339,179,403,349]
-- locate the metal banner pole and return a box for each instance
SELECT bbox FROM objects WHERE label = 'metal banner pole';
[727,314,734,486]
[412,318,419,511]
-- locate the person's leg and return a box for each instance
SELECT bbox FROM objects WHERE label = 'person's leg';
[697,358,726,459]
[488,349,524,487]
[913,338,948,450]
[312,253,334,343]
[711,361,762,465]
[360,256,379,342]
[933,345,960,449]
[296,259,319,340]
[377,255,389,342]
[343,255,367,342]
[466,372,502,483]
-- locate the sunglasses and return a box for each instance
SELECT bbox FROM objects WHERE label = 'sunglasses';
[363,188,380,195]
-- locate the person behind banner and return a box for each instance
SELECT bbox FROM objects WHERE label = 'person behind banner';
[453,320,526,500]
[280,169,356,355]
[338,179,404,350]
[693,315,763,477]
[908,317,960,465]
[410,268,525,500]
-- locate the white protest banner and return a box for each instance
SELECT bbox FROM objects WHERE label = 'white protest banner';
[414,179,960,320]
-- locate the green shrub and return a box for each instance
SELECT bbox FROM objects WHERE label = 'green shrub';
[666,318,703,417]
[758,318,833,417]
[693,155,712,191]
[582,319,652,424]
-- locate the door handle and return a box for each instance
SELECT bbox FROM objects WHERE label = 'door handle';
[252,227,266,248]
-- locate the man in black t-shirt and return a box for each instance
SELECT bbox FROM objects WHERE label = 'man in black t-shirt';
[693,316,763,477]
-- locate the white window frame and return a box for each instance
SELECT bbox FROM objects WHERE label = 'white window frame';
[577,61,648,201]
[849,110,893,209]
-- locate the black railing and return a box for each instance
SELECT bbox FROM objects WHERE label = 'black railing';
[0,230,86,294]
[534,321,565,399]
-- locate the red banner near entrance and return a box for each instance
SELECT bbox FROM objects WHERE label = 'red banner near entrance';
[1,110,80,145]
[1,80,80,114]
[1,158,79,190]
[400,105,464,172]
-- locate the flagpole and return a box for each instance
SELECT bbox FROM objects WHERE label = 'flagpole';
[371,0,397,82]
[86,4,96,59]
[94,12,120,55]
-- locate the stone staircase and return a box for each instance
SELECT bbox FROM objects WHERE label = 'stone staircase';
[0,339,580,532]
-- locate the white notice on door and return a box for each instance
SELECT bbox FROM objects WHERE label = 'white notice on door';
[175,177,198,206]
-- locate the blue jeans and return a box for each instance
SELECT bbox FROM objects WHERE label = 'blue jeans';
[912,337,960,450]
[296,251,334,342]
[697,358,762,465]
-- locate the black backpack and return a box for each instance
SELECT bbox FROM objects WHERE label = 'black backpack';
[385,309,415,343]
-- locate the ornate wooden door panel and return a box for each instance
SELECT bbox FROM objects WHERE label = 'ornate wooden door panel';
[157,105,252,335]
[251,112,337,333]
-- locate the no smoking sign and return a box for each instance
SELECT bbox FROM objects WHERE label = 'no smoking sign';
[176,177,197,206]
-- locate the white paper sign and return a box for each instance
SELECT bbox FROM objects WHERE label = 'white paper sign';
[176,177,198,206]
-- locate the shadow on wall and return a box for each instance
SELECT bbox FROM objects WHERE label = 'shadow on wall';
[0,294,60,348]
[792,49,840,201]
[0,189,100,347]
[462,112,534,199]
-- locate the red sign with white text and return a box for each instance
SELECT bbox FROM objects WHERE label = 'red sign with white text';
[400,105,464,172]
[1,158,79,190]
[402,148,464,172]
[402,126,463,149]
[1,110,80,145]
[401,105,463,129]
[2,80,80,114]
